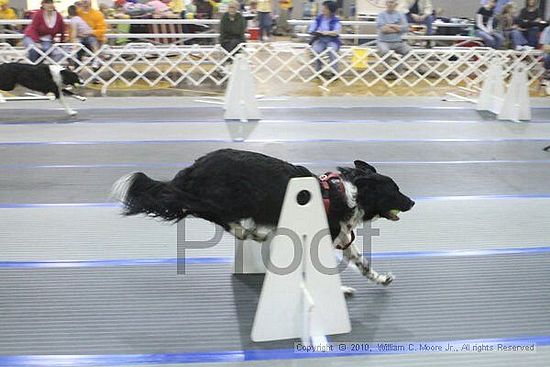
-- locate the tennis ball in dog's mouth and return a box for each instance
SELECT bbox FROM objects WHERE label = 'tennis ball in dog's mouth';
[387,209,401,221]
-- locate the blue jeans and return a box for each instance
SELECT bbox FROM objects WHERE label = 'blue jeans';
[312,36,339,72]
[544,54,550,72]
[475,30,504,49]
[523,26,539,48]
[23,36,62,62]
[504,29,528,48]
[258,11,271,39]
[406,13,435,35]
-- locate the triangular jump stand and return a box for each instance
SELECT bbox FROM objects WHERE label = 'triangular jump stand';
[250,177,351,346]
[224,55,261,122]
[497,66,531,122]
[476,62,505,114]
[443,63,531,123]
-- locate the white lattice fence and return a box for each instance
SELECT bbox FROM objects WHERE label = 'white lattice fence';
[0,42,545,94]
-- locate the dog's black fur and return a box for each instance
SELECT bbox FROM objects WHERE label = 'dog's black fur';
[114,148,414,244]
[113,149,415,286]
[0,63,82,99]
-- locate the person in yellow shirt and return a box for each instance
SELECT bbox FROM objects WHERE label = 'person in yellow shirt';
[0,0,17,46]
[279,0,292,15]
[0,0,16,20]
[77,0,107,44]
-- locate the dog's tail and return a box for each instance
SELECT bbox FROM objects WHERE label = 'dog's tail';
[111,172,187,222]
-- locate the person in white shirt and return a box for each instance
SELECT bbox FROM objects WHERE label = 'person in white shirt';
[68,5,100,68]
[398,0,434,35]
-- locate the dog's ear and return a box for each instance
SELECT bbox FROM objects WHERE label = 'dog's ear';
[354,160,377,173]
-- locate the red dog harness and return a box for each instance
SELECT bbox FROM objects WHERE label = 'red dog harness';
[318,172,355,249]
[319,172,345,214]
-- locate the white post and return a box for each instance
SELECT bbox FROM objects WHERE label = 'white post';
[477,62,505,114]
[223,55,261,122]
[251,177,351,345]
[498,66,531,122]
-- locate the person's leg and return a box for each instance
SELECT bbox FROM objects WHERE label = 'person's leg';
[405,13,415,26]
[526,26,539,47]
[493,32,504,49]
[312,38,327,71]
[23,36,39,62]
[326,41,339,73]
[395,42,412,56]
[476,30,495,48]
[40,40,58,61]
[424,14,435,35]
[259,12,272,40]
[510,29,528,48]
[544,54,550,72]
[83,36,101,68]
[377,41,391,57]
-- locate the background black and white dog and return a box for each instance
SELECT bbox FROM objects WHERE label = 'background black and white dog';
[0,62,85,116]
[112,149,415,287]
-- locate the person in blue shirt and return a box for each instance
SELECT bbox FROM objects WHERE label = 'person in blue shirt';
[308,1,341,74]
[540,23,550,87]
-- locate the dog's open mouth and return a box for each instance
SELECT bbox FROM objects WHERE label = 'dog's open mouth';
[384,209,401,221]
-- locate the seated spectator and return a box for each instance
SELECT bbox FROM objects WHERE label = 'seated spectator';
[475,0,504,49]
[499,3,531,50]
[377,0,410,57]
[308,0,341,75]
[77,0,107,45]
[219,1,246,55]
[480,0,510,15]
[0,0,18,46]
[518,0,543,47]
[121,0,155,18]
[398,0,434,35]
[0,0,16,20]
[540,22,550,89]
[147,0,176,18]
[194,0,213,19]
[23,0,65,62]
[68,5,100,67]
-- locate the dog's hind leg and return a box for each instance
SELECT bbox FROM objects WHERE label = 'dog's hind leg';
[343,244,394,286]
[229,219,273,242]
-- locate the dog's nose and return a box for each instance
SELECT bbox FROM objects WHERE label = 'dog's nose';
[409,200,415,208]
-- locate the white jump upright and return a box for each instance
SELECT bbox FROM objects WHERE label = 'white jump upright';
[477,62,505,114]
[497,66,531,122]
[251,177,351,346]
[223,55,261,122]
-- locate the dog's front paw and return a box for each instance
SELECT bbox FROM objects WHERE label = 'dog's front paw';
[68,110,78,116]
[341,285,356,296]
[380,273,395,287]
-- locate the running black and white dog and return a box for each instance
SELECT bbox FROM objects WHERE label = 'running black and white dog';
[112,149,415,287]
[0,62,85,116]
